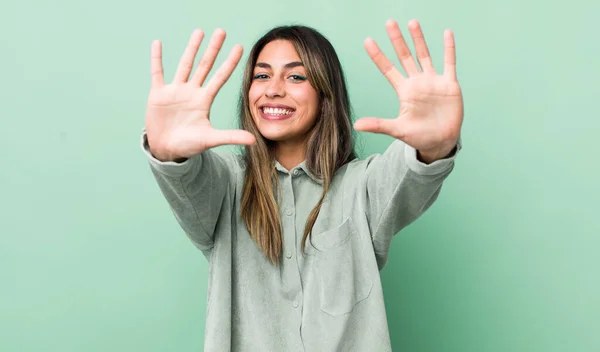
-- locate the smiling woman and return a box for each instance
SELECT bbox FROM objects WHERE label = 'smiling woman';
[142,20,463,352]
[239,28,357,268]
[248,41,320,156]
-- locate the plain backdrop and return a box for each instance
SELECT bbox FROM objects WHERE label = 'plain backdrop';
[1,0,599,351]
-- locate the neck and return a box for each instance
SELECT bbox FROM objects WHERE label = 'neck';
[274,140,306,171]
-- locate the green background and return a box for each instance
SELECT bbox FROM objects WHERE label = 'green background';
[2,0,599,351]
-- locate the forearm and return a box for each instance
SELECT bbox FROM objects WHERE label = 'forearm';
[365,138,461,269]
[141,130,234,250]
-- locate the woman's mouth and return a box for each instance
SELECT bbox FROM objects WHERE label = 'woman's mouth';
[260,106,296,121]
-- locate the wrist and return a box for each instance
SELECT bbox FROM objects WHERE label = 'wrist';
[149,146,186,163]
[417,142,457,164]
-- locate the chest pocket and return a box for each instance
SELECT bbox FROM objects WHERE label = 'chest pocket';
[308,217,373,316]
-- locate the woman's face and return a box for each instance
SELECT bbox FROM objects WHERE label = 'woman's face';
[248,40,320,145]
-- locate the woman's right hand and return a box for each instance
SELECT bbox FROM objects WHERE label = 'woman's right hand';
[145,29,256,162]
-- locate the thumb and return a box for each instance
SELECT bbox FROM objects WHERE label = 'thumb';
[354,117,402,138]
[204,129,257,149]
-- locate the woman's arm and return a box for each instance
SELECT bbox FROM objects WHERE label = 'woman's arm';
[142,132,239,251]
[355,19,464,269]
[363,137,460,269]
[141,28,254,253]
[142,130,238,253]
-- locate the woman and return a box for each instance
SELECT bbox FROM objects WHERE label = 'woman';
[142,19,463,352]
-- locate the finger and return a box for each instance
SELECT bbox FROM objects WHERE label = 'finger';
[190,28,227,86]
[204,44,243,100]
[385,19,419,76]
[408,19,435,73]
[204,129,257,148]
[364,38,404,89]
[443,29,457,80]
[150,40,164,88]
[353,117,405,140]
[173,29,205,83]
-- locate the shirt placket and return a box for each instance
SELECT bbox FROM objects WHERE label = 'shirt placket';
[280,169,305,352]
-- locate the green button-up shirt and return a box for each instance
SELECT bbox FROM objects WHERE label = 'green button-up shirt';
[141,130,460,352]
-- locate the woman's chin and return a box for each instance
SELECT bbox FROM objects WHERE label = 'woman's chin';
[259,132,289,142]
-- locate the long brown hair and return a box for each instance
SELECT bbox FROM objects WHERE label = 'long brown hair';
[238,25,356,265]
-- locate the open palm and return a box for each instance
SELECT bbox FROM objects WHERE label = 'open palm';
[145,29,255,162]
[354,19,463,163]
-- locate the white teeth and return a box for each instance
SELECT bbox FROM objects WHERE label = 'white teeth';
[263,107,294,115]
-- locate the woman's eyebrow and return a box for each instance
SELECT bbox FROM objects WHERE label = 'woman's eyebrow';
[255,61,304,69]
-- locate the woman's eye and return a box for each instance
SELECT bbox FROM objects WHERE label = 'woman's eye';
[253,74,269,80]
[289,74,307,82]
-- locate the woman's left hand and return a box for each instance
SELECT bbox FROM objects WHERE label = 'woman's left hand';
[354,19,464,164]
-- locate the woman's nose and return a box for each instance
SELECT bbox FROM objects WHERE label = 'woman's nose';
[265,79,285,98]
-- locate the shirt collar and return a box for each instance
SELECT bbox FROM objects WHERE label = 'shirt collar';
[274,160,323,185]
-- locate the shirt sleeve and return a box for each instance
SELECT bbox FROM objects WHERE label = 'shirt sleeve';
[364,138,462,269]
[140,129,238,252]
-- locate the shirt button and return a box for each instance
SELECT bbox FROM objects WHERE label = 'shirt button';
[293,300,299,308]
[293,169,300,176]
[285,208,293,216]
[286,251,292,259]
